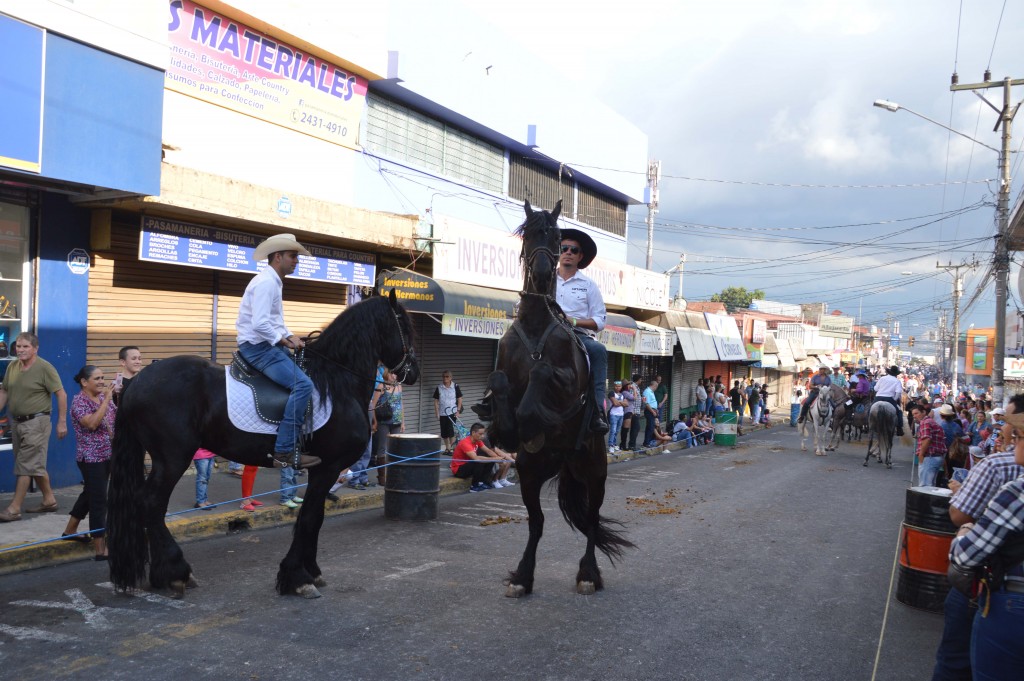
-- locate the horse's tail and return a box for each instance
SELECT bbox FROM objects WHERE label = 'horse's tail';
[557,462,636,564]
[107,409,149,591]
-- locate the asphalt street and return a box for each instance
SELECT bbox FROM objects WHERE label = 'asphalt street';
[0,425,944,681]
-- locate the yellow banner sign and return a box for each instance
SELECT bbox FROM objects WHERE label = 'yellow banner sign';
[167,1,367,148]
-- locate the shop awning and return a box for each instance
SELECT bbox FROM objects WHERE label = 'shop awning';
[776,342,796,370]
[788,338,808,361]
[599,313,638,353]
[378,269,519,340]
[756,354,780,368]
[635,321,675,356]
[675,327,719,361]
[704,312,748,362]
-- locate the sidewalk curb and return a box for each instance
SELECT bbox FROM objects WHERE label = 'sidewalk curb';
[0,476,472,576]
[0,431,763,576]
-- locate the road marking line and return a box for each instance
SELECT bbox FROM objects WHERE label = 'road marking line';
[430,520,487,531]
[0,623,75,642]
[381,561,446,580]
[11,588,115,630]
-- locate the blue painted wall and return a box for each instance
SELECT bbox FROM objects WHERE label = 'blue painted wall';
[41,34,164,195]
[0,195,90,492]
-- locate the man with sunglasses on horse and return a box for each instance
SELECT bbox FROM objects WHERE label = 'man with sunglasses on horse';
[236,233,321,470]
[555,229,609,435]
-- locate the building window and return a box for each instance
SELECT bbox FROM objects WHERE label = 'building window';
[509,153,626,237]
[0,201,30,446]
[364,93,505,193]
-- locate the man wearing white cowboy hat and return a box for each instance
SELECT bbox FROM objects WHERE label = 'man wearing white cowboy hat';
[873,365,905,436]
[237,233,320,469]
[556,227,609,434]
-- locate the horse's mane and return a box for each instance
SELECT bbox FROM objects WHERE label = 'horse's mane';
[306,296,390,405]
[513,208,556,240]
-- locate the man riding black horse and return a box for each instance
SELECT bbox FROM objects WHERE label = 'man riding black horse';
[554,228,609,435]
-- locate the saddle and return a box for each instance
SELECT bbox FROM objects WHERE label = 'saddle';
[229,352,311,425]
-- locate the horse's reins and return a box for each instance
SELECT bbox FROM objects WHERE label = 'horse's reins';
[518,243,586,358]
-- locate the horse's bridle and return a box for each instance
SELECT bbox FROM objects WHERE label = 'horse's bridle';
[521,244,559,299]
[387,309,415,384]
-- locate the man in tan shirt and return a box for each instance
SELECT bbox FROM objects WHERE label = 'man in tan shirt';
[0,332,67,522]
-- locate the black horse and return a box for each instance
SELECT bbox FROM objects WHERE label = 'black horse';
[483,200,633,597]
[107,291,419,598]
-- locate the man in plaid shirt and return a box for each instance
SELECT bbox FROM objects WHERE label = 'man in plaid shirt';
[947,393,1024,680]
[911,403,947,487]
[929,440,1024,680]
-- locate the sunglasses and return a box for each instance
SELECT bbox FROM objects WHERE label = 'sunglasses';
[559,245,581,255]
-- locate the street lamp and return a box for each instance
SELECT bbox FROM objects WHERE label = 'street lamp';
[874,83,1017,404]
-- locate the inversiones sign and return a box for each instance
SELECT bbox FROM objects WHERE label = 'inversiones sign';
[138,216,375,285]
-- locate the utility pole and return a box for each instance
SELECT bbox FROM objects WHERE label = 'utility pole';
[884,311,896,366]
[936,260,976,397]
[950,75,1022,405]
[669,252,686,308]
[645,159,661,270]
[934,307,949,378]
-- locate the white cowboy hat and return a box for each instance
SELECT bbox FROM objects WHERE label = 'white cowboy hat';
[938,404,956,417]
[254,233,311,261]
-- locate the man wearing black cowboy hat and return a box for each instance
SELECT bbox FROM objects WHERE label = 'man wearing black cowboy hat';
[556,227,609,434]
[873,365,905,436]
[236,233,321,469]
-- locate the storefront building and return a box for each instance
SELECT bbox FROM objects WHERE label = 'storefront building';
[0,7,164,490]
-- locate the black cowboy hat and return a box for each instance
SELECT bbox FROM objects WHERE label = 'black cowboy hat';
[559,228,598,269]
[887,365,901,376]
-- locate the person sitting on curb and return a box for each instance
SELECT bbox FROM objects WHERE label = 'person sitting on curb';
[450,422,513,492]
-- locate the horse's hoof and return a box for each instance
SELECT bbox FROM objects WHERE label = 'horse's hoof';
[577,581,596,595]
[296,584,322,599]
[313,575,327,588]
[505,584,527,599]
[169,580,187,599]
[186,574,200,589]
[863,461,868,467]
[886,464,892,470]
[800,446,807,452]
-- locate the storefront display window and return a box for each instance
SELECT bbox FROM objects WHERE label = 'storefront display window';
[0,202,29,446]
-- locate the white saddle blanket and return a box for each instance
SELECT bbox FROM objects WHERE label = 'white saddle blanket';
[226,372,332,435]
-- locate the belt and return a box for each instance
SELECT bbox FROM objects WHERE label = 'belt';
[14,412,50,423]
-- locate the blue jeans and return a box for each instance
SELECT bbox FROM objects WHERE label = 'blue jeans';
[348,437,373,485]
[238,341,314,455]
[918,455,944,487]
[971,588,1024,680]
[608,413,624,448]
[704,397,714,414]
[673,430,694,447]
[930,587,975,681]
[279,465,299,503]
[577,332,607,415]
[194,458,213,505]
[644,413,656,446]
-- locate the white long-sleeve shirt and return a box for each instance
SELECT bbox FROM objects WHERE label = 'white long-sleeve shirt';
[236,266,291,345]
[874,374,903,399]
[555,270,607,335]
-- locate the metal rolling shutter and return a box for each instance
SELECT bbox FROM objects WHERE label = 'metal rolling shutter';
[768,369,792,413]
[87,220,215,374]
[402,317,495,434]
[678,360,704,411]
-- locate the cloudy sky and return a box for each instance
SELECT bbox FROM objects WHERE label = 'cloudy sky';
[464,0,1024,338]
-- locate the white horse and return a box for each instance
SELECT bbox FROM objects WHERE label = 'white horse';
[800,384,833,457]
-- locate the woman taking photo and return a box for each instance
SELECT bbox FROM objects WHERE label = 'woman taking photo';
[61,365,116,560]
[372,368,404,486]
